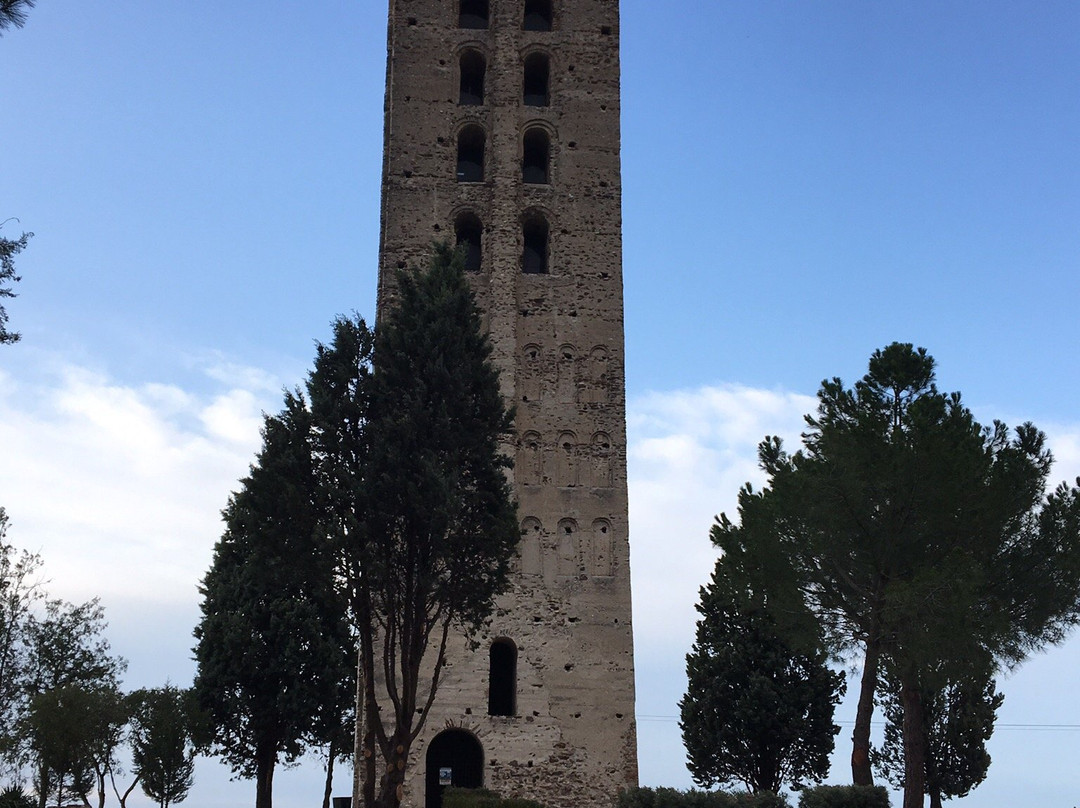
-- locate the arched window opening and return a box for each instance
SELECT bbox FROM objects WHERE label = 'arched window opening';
[455,212,482,271]
[459,50,486,105]
[523,53,550,107]
[457,126,485,183]
[459,0,489,30]
[488,639,517,716]
[425,730,483,808]
[522,214,549,274]
[522,129,550,184]
[523,0,553,31]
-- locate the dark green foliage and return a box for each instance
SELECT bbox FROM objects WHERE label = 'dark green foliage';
[797,786,890,808]
[341,245,519,807]
[616,786,790,808]
[130,686,196,808]
[874,656,1002,808]
[0,786,33,808]
[680,557,844,793]
[0,1,35,33]
[193,395,355,808]
[712,343,1080,804]
[19,598,125,808]
[25,683,127,808]
[0,509,43,761]
[0,226,30,344]
[442,787,545,808]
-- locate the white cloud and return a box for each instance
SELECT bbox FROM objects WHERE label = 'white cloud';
[0,357,280,609]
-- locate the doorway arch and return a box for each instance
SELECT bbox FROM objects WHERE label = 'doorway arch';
[425,729,483,808]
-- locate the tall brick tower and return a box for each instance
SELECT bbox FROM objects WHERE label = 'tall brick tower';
[376,2,636,806]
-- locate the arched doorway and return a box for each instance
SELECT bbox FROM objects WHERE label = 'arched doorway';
[425,729,483,808]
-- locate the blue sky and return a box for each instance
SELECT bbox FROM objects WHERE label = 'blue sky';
[2,2,1079,807]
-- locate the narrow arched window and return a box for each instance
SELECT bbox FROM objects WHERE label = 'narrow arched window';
[459,50,486,106]
[523,0,553,31]
[455,212,483,271]
[459,0,489,29]
[457,125,486,183]
[522,214,549,274]
[523,53,550,107]
[488,639,517,716]
[522,128,549,184]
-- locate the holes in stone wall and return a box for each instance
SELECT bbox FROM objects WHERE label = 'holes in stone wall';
[459,49,486,105]
[518,431,542,485]
[459,0,489,29]
[523,0,553,31]
[488,639,517,716]
[519,517,542,575]
[591,431,613,488]
[522,128,550,184]
[584,345,609,403]
[591,518,614,576]
[556,431,578,487]
[520,344,542,404]
[522,212,549,274]
[523,52,550,107]
[454,211,483,271]
[557,518,579,576]
[456,125,486,182]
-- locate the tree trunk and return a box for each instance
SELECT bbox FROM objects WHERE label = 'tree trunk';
[929,792,943,808]
[353,643,366,808]
[901,670,927,808]
[375,733,412,808]
[323,736,336,808]
[851,636,881,786]
[255,741,277,808]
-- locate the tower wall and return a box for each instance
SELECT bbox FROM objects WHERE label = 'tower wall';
[376,2,636,806]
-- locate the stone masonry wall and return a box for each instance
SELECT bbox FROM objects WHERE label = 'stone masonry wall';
[375,2,636,806]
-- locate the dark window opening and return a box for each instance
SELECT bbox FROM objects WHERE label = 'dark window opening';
[455,212,482,271]
[522,129,549,184]
[459,50,486,105]
[523,0,552,31]
[522,216,549,274]
[425,730,483,808]
[488,639,517,716]
[523,53,550,107]
[458,0,489,29]
[457,126,485,182]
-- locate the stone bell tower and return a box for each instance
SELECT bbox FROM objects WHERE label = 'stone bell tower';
[375,1,636,806]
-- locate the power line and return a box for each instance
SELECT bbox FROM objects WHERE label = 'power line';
[635,715,1080,731]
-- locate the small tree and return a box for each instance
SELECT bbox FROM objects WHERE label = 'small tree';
[323,245,519,808]
[874,656,1002,808]
[680,556,844,793]
[20,598,125,808]
[0,224,31,344]
[0,509,43,766]
[130,686,195,808]
[25,683,127,808]
[193,395,355,808]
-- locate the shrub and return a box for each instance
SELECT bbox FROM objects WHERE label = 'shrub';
[0,788,34,808]
[442,787,546,808]
[616,786,790,808]
[797,785,890,808]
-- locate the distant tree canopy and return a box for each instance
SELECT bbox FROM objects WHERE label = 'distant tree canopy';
[0,224,32,345]
[680,555,844,794]
[712,343,1080,808]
